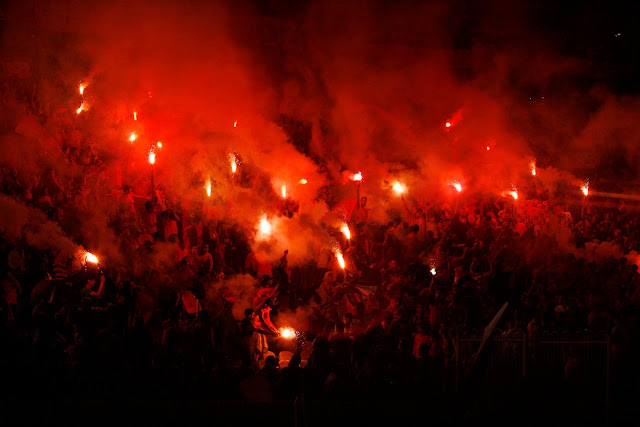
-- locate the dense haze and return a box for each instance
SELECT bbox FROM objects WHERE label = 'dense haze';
[1,0,639,267]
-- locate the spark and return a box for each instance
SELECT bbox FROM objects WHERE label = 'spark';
[430,267,436,275]
[79,82,86,95]
[335,250,346,269]
[133,111,137,121]
[156,141,162,148]
[451,180,462,193]
[148,150,156,165]
[281,185,287,198]
[129,132,137,143]
[351,171,363,182]
[445,121,451,128]
[76,103,85,114]
[299,178,307,184]
[233,120,237,128]
[530,162,536,176]
[509,185,518,200]
[229,154,237,173]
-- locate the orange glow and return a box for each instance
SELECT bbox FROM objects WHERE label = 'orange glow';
[133,111,137,121]
[451,180,462,193]
[206,177,212,197]
[79,82,86,95]
[430,267,437,275]
[299,178,307,184]
[509,186,518,200]
[392,181,406,195]
[445,122,451,128]
[341,224,351,240]
[156,141,162,148]
[233,120,237,128]
[352,171,363,182]
[335,250,346,269]
[279,327,296,339]
[486,146,491,151]
[129,132,137,142]
[230,154,237,173]
[530,162,537,176]
[76,103,85,114]
[281,185,287,198]
[84,252,98,264]
[148,151,156,165]
[581,180,589,197]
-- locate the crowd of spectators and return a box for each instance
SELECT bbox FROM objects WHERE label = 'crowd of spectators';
[1,82,639,415]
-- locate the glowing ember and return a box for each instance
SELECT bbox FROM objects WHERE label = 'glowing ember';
[133,111,137,121]
[84,252,98,264]
[233,120,237,128]
[299,178,307,184]
[148,150,156,165]
[445,122,451,128]
[486,145,491,151]
[205,177,212,197]
[281,185,287,198]
[258,214,271,235]
[230,154,237,173]
[392,181,406,195]
[79,82,86,95]
[156,141,162,148]
[451,181,462,193]
[129,132,137,142]
[335,250,346,269]
[352,171,363,182]
[530,162,537,176]
[430,267,437,275]
[341,224,351,240]
[76,103,85,114]
[279,327,296,339]
[581,179,589,196]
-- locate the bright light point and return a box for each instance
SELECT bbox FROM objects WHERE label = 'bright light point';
[206,177,212,197]
[530,162,536,176]
[279,327,296,339]
[392,181,406,195]
[451,181,462,193]
[85,252,98,264]
[230,154,237,173]
[156,142,162,148]
[299,178,307,184]
[129,132,137,142]
[445,122,451,128]
[430,267,436,275]
[581,179,589,196]
[281,185,287,198]
[233,120,237,128]
[258,214,271,235]
[148,151,156,165]
[335,250,346,269]
[341,224,351,240]
[79,83,86,95]
[133,111,137,121]
[76,104,84,114]
[486,146,491,151]
[352,172,363,182]
[509,186,518,200]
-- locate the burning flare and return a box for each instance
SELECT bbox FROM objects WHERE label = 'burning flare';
[84,252,98,264]
[133,111,137,121]
[129,132,137,143]
[581,179,589,197]
[233,120,237,128]
[79,82,86,95]
[76,103,85,115]
[509,186,518,200]
[430,267,437,276]
[281,185,287,198]
[335,250,346,269]
[148,150,156,165]
[205,177,212,197]
[530,162,536,176]
[229,154,237,173]
[299,178,307,184]
[341,224,351,240]
[451,180,462,193]
[156,141,162,148]
[445,121,451,128]
[392,181,406,195]
[279,327,296,339]
[258,214,271,236]
[351,171,363,182]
